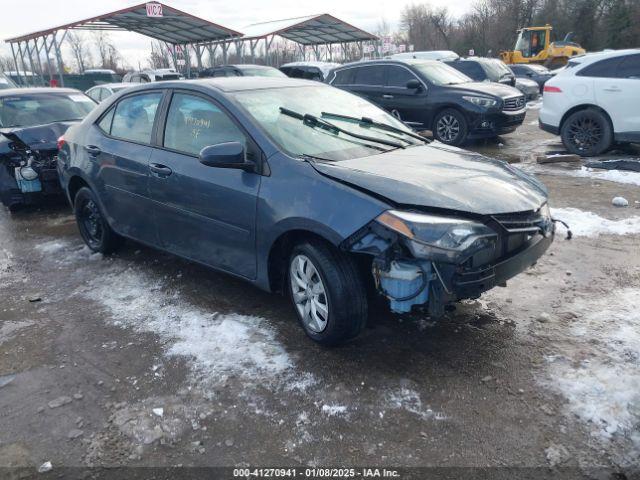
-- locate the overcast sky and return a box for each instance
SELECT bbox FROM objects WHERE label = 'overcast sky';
[0,0,475,69]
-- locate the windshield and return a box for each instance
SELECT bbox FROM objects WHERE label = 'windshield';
[240,68,286,78]
[410,62,471,85]
[0,93,95,128]
[233,85,421,161]
[481,59,513,81]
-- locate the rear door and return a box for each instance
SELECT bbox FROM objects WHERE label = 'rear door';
[342,65,386,105]
[379,65,428,128]
[593,54,640,136]
[147,91,261,278]
[87,90,164,244]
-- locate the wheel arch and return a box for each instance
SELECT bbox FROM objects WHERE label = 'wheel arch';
[559,104,613,133]
[266,228,342,294]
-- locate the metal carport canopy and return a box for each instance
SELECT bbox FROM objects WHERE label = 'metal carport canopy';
[238,14,377,44]
[5,2,242,44]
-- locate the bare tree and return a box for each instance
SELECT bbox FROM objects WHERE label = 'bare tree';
[93,32,121,70]
[148,41,172,69]
[67,32,92,72]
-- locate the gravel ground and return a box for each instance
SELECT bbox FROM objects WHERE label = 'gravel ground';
[1,107,639,479]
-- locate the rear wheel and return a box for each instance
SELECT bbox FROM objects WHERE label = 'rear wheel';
[74,187,122,254]
[288,240,367,346]
[433,108,468,146]
[561,108,613,157]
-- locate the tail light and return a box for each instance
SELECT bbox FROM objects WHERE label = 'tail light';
[544,85,562,93]
[57,135,66,151]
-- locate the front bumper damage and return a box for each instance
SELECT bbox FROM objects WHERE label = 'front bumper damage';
[343,208,555,317]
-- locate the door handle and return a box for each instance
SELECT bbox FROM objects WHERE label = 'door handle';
[149,163,173,177]
[85,145,101,157]
[603,87,621,92]
[382,94,394,99]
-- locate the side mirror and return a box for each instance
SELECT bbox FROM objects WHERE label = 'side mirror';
[199,142,254,171]
[406,79,422,91]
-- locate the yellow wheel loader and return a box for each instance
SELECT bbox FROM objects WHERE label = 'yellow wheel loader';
[500,25,586,69]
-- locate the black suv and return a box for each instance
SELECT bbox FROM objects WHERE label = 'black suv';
[327,59,526,145]
[509,64,554,92]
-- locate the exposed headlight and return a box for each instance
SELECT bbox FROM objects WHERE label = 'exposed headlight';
[462,95,498,108]
[376,210,497,263]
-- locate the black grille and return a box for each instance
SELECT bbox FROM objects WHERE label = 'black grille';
[492,210,544,232]
[503,95,526,111]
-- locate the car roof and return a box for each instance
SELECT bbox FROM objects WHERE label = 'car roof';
[335,59,442,69]
[232,64,277,70]
[88,82,130,89]
[0,87,83,97]
[129,77,319,93]
[571,48,640,65]
[281,61,341,68]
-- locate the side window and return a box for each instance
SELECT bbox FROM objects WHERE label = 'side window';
[97,107,115,133]
[163,93,247,156]
[616,54,640,79]
[577,57,622,78]
[354,66,385,86]
[386,66,418,88]
[87,89,101,102]
[331,68,356,85]
[110,92,162,144]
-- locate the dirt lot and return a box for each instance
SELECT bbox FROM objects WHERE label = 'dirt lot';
[1,106,640,479]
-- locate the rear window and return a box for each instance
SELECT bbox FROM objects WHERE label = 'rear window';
[577,57,623,78]
[0,93,95,128]
[615,54,640,79]
[331,68,356,85]
[448,61,485,81]
[353,65,385,86]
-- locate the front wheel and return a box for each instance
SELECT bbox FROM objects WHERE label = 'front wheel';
[288,240,367,346]
[561,108,613,157]
[74,187,123,254]
[432,108,468,146]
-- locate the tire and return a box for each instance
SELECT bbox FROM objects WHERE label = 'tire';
[561,108,613,157]
[287,240,367,346]
[432,108,468,146]
[73,187,123,254]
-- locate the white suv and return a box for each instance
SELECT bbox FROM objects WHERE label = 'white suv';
[539,49,640,156]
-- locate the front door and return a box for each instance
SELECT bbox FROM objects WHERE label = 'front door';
[148,92,260,278]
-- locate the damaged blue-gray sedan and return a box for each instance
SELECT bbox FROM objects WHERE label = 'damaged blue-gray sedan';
[57,78,555,345]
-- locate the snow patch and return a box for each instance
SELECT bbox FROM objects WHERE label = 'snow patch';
[35,240,71,255]
[81,267,293,386]
[526,100,542,110]
[568,166,640,187]
[543,288,640,445]
[551,208,640,237]
[387,387,445,420]
[321,404,348,417]
[0,320,35,345]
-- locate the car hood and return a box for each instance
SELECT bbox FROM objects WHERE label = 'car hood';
[448,81,522,99]
[0,121,76,153]
[311,143,548,215]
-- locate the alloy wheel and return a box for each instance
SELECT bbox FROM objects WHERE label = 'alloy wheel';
[289,254,329,333]
[436,114,460,143]
[567,116,602,151]
[79,199,103,247]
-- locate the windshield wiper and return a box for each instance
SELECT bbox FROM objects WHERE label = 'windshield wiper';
[279,107,404,150]
[320,112,429,144]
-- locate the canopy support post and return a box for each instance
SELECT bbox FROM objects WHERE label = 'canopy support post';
[52,31,66,87]
[9,43,23,86]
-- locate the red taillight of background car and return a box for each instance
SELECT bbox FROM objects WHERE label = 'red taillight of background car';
[57,135,66,150]
[544,85,562,93]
